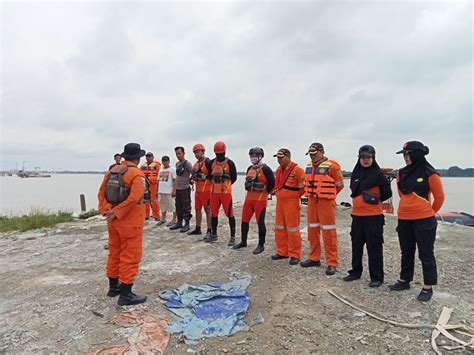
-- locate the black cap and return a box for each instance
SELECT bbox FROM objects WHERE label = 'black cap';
[358,145,376,157]
[121,143,146,160]
[305,142,324,155]
[396,141,429,155]
[161,155,170,161]
[273,148,291,158]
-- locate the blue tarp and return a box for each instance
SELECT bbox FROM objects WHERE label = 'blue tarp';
[159,275,252,342]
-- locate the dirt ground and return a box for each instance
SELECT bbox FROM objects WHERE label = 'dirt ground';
[1,201,473,354]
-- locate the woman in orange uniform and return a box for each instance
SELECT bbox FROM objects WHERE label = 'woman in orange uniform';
[389,141,445,302]
[233,147,275,254]
[343,145,392,287]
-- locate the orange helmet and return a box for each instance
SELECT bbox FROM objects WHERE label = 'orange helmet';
[192,143,205,152]
[214,141,226,154]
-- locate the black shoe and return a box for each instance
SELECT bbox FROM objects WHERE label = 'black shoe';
[154,218,160,222]
[369,280,383,288]
[289,257,300,265]
[271,254,289,260]
[253,245,264,255]
[169,223,183,230]
[145,217,150,221]
[204,234,218,243]
[417,288,433,302]
[187,227,202,235]
[343,274,361,282]
[156,220,166,226]
[325,266,337,275]
[107,277,120,297]
[227,237,235,247]
[180,225,190,233]
[300,259,321,268]
[233,241,247,250]
[388,280,410,291]
[117,283,147,306]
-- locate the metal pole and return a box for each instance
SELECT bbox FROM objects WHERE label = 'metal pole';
[80,194,87,212]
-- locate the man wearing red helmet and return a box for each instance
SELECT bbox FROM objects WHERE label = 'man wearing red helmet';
[188,143,212,238]
[204,141,238,245]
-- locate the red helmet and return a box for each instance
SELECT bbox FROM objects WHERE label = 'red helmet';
[192,143,205,152]
[214,141,226,154]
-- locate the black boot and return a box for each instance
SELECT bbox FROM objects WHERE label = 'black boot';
[252,245,264,255]
[107,277,120,297]
[187,226,202,235]
[180,220,190,233]
[233,241,247,249]
[204,234,218,243]
[117,283,147,306]
[227,227,236,246]
[169,218,183,230]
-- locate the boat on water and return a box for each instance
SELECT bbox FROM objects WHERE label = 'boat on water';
[17,169,51,178]
[436,212,474,227]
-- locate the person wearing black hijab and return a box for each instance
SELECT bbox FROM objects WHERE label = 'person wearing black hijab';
[343,145,392,287]
[389,141,445,302]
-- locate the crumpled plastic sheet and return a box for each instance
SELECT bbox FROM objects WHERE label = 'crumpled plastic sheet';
[92,309,170,354]
[159,275,252,342]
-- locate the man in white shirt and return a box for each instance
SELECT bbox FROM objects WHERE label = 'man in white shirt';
[157,156,177,226]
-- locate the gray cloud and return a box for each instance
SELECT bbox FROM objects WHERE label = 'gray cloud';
[1,1,472,172]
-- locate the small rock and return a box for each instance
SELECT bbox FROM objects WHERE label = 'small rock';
[221,349,228,353]
[354,311,366,317]
[408,311,422,319]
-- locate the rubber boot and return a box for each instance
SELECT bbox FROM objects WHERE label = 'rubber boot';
[107,277,120,297]
[117,283,147,306]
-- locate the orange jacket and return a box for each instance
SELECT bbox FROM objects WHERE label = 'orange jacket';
[351,186,384,216]
[98,161,146,226]
[397,173,445,220]
[275,163,305,200]
[305,159,344,199]
[141,161,161,184]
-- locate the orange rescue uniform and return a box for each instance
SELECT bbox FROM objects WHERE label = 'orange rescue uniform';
[397,173,445,219]
[274,162,306,259]
[141,161,161,219]
[305,159,344,267]
[98,161,146,285]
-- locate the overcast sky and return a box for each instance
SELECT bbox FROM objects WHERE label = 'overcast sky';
[1,0,472,172]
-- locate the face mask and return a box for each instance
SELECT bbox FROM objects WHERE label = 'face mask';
[216,153,226,162]
[250,156,261,165]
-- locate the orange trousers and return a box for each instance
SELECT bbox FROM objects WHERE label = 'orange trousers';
[145,182,160,219]
[307,197,338,266]
[106,223,143,284]
[274,198,302,259]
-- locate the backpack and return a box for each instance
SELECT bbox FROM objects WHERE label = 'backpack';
[105,167,131,205]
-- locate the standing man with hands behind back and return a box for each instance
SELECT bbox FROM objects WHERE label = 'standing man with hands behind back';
[98,143,148,306]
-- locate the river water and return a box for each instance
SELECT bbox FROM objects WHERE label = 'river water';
[0,175,473,216]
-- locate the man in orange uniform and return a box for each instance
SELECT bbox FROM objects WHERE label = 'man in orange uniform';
[272,148,306,265]
[204,141,237,245]
[141,152,161,221]
[188,143,212,238]
[301,143,344,275]
[98,143,148,306]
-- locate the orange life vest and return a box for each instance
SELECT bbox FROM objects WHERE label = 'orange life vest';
[245,165,268,192]
[305,160,337,199]
[211,159,231,194]
[192,159,211,193]
[141,161,161,182]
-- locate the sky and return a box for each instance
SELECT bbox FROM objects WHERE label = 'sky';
[1,0,472,172]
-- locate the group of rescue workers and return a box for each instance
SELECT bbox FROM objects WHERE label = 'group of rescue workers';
[98,140,445,307]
